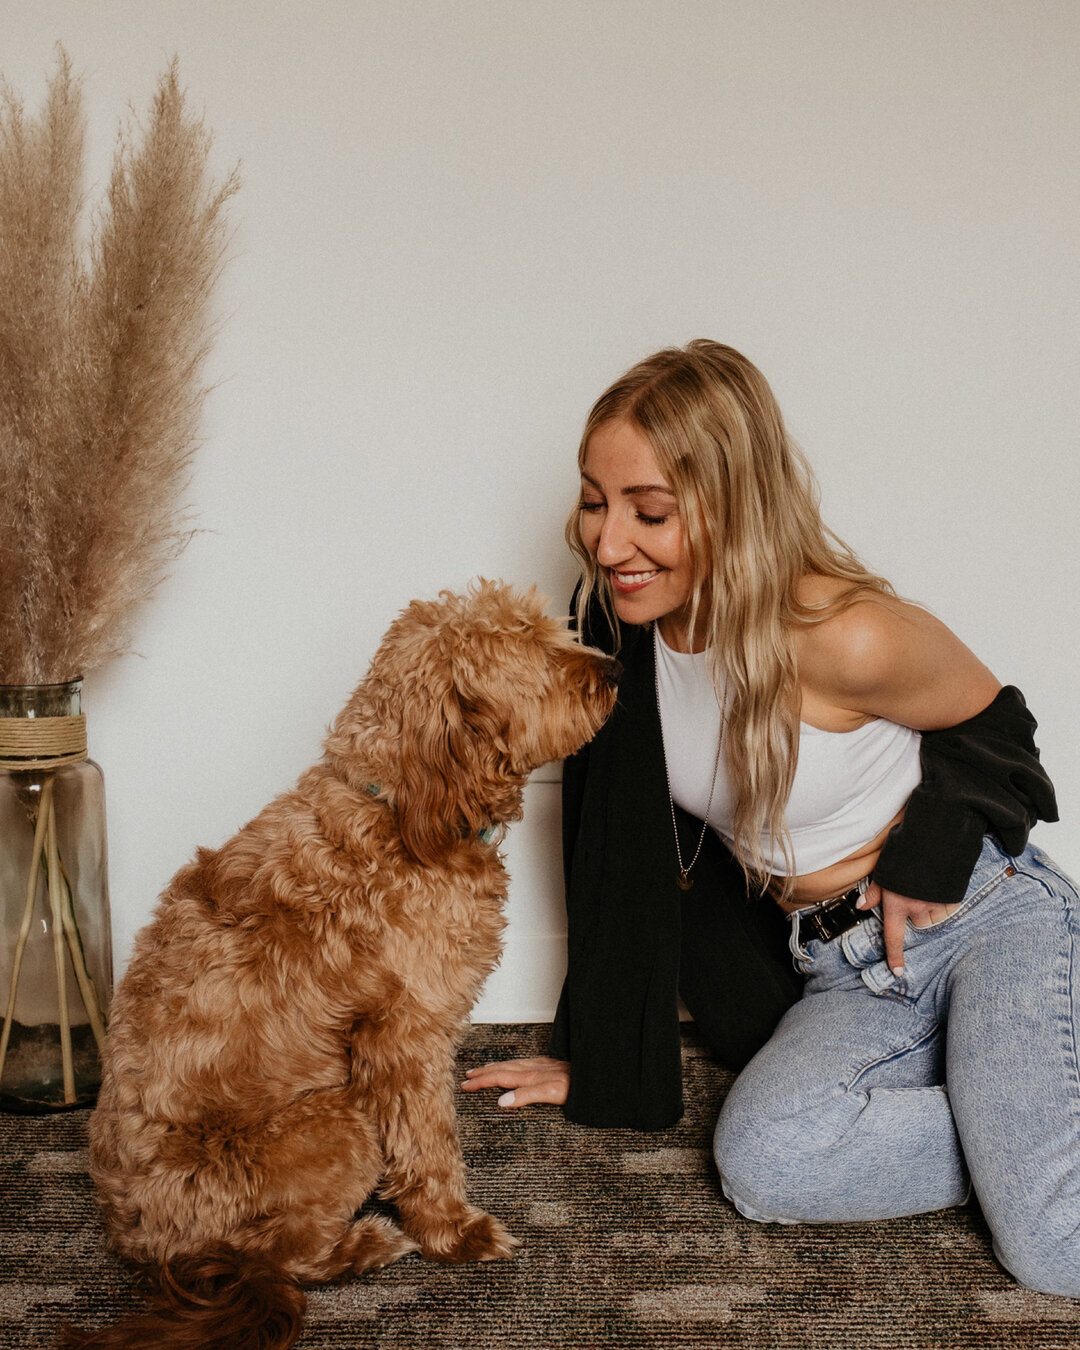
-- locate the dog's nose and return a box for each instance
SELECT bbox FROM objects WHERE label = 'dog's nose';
[600,657,622,687]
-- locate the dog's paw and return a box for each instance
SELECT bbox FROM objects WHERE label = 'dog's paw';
[348,1215,421,1273]
[414,1207,520,1264]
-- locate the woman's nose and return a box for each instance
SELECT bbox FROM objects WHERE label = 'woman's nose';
[595,511,634,566]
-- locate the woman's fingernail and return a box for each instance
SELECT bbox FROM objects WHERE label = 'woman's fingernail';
[856,896,868,909]
[891,965,905,977]
[498,1091,516,1107]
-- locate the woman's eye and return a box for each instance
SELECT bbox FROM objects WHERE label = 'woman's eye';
[637,512,669,526]
[579,500,604,513]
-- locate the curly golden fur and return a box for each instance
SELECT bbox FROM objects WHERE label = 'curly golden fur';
[64,581,618,1350]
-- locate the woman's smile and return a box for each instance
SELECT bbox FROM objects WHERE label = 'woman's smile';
[611,568,661,592]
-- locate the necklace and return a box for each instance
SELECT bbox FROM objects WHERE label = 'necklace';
[653,624,723,891]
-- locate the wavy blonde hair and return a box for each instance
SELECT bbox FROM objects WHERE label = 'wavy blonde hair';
[566,340,894,894]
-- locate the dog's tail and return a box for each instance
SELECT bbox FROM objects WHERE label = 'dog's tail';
[57,1243,307,1350]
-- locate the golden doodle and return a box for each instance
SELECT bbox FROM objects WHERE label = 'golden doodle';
[64,581,618,1350]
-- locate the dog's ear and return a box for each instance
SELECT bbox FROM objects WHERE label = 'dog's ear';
[395,674,484,868]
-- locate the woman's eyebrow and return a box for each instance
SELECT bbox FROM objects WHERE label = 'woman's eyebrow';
[580,471,676,497]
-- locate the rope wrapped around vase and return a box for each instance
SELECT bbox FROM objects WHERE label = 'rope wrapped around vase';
[0,715,88,772]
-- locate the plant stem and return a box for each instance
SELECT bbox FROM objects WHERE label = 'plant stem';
[45,796,76,1103]
[57,855,108,1053]
[0,777,53,1088]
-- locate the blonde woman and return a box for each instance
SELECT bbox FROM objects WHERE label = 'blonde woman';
[463,341,1070,1295]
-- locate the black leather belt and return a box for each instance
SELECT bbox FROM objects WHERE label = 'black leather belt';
[796,884,869,944]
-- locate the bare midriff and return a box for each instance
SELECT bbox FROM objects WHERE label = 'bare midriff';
[773,808,905,913]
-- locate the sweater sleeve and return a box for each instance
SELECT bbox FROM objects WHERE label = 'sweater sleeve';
[872,685,1059,905]
[550,582,613,1064]
[549,732,587,1063]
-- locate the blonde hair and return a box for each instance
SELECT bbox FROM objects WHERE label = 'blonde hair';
[566,340,894,895]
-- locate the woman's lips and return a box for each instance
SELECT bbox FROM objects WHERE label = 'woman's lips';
[610,568,660,595]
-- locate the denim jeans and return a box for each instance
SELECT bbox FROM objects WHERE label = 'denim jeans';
[714,836,1080,1297]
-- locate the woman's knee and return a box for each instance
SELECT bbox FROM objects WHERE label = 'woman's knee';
[991,1220,1080,1299]
[713,1093,814,1224]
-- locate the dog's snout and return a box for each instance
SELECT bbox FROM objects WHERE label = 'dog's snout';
[599,655,622,687]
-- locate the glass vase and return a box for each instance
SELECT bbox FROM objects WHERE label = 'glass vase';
[0,682,112,1111]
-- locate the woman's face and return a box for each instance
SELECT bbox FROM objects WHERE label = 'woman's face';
[579,417,701,651]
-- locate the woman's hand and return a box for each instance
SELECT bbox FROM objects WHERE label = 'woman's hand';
[461,1056,570,1108]
[857,882,964,977]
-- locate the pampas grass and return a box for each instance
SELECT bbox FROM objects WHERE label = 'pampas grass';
[0,51,235,1108]
[0,49,237,684]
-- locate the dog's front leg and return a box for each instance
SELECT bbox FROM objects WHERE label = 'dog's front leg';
[362,1036,517,1264]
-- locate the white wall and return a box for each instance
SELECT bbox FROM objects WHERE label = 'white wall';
[5,1,1078,1020]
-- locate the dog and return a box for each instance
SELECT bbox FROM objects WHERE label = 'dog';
[62,581,618,1350]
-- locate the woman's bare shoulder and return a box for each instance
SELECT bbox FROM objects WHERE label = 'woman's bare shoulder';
[792,579,999,728]
[794,577,910,675]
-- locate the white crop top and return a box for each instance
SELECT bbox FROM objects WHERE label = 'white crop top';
[653,627,923,876]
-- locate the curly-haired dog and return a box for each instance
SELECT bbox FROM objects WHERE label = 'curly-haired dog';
[64,581,618,1350]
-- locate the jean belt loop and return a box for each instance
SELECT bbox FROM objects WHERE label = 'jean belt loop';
[787,905,807,962]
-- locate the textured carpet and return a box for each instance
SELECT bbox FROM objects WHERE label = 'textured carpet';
[2,1023,1079,1350]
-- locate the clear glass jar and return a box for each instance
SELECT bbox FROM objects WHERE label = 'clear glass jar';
[0,682,112,1111]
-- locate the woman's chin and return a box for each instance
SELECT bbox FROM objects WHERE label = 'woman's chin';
[611,594,658,625]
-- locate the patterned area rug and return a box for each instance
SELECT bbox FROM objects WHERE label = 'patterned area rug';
[2,1023,1079,1350]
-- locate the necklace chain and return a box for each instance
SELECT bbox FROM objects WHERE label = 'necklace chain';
[653,625,723,891]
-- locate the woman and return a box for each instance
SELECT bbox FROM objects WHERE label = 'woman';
[463,341,1071,1294]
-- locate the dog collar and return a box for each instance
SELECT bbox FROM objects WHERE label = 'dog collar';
[365,783,499,845]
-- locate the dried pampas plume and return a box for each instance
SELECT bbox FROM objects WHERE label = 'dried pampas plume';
[0,49,238,684]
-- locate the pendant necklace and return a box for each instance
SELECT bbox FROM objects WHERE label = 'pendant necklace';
[653,624,723,892]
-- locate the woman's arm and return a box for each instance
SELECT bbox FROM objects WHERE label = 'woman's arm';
[798,595,1055,973]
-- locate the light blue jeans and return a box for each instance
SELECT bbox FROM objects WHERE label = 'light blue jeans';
[714,836,1080,1297]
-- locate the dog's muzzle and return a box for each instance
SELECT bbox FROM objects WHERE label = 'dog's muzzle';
[599,656,622,687]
